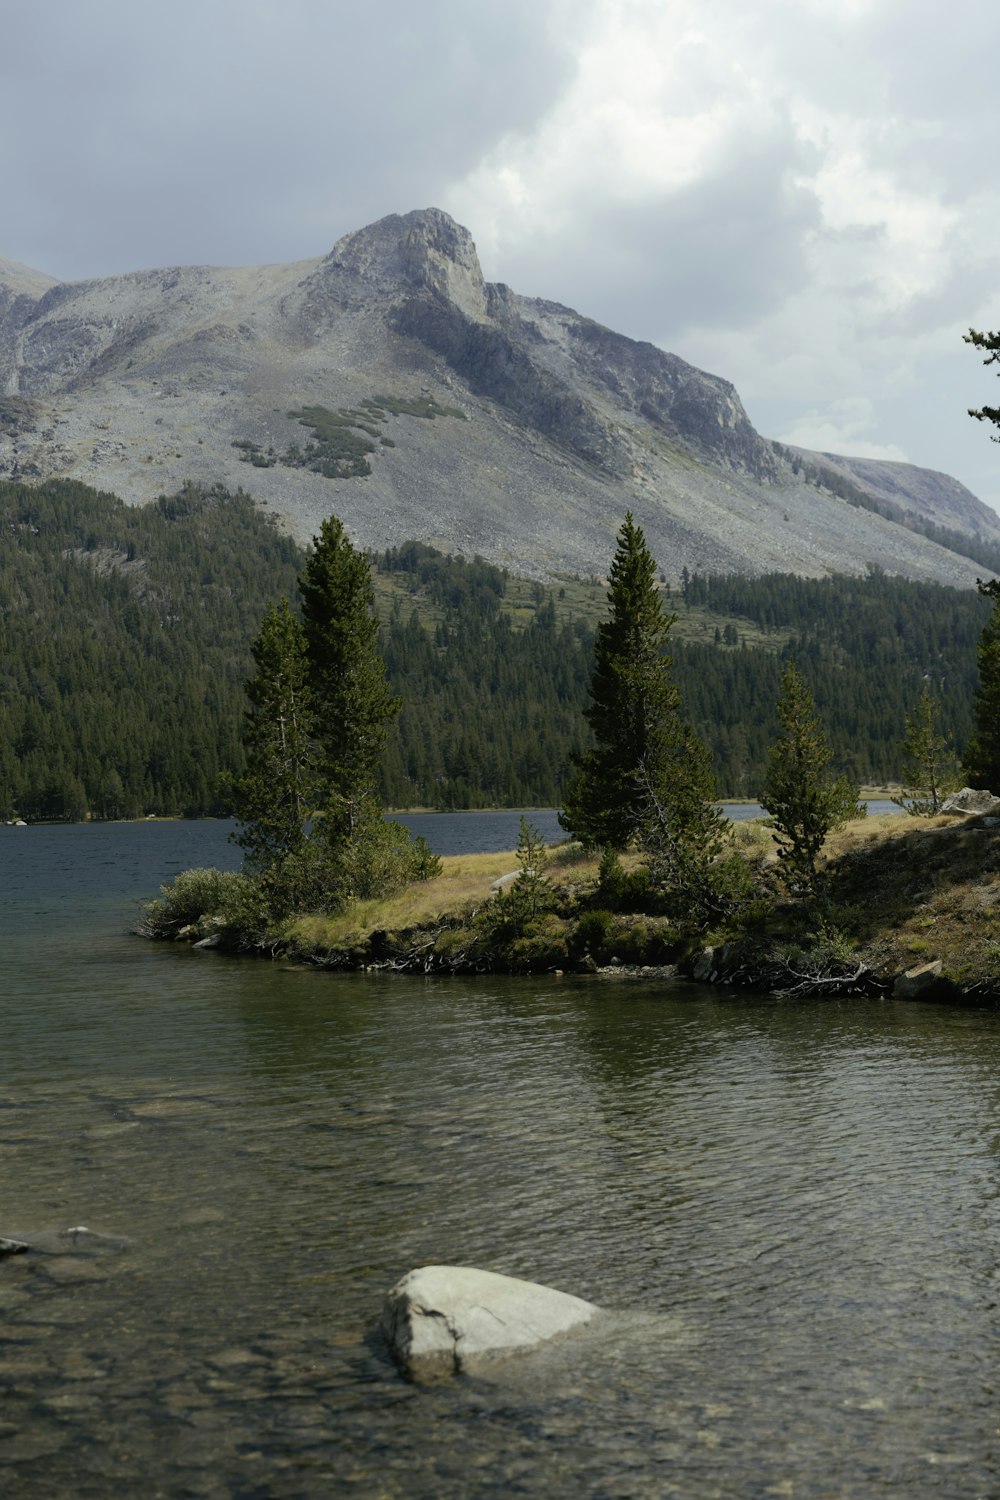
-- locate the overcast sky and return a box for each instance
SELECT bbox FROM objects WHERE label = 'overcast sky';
[5,0,1000,509]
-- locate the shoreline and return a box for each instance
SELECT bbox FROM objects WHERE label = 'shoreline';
[140,807,1000,1005]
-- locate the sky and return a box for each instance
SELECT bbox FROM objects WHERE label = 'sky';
[5,0,1000,509]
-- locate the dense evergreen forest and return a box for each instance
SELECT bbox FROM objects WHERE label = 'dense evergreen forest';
[0,480,301,820]
[0,479,992,819]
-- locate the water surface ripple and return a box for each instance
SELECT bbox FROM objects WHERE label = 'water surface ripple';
[1,822,999,1496]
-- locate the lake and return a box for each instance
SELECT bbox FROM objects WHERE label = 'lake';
[1,816,997,1497]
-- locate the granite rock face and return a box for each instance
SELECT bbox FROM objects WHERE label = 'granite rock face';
[381,1265,598,1375]
[0,207,995,587]
[940,788,1000,816]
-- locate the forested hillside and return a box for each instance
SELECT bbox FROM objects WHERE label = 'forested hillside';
[0,479,992,819]
[0,480,301,820]
[375,548,989,803]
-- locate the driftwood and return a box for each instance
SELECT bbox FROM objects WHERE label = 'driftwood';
[721,952,882,997]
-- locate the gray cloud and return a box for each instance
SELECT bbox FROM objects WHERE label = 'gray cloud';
[481,124,820,348]
[0,0,572,279]
[4,0,1000,512]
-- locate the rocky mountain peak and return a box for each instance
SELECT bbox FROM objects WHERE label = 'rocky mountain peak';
[326,207,488,320]
[0,257,60,301]
[0,207,995,590]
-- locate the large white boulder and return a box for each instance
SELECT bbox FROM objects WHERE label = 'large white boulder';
[381,1265,598,1375]
[940,787,1000,816]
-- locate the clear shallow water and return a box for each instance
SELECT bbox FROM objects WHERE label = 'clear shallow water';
[1,821,998,1497]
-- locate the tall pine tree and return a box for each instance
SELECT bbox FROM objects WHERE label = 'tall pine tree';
[232,598,317,873]
[560,513,678,848]
[963,578,1000,792]
[895,685,960,814]
[298,516,401,842]
[559,511,725,898]
[761,660,863,893]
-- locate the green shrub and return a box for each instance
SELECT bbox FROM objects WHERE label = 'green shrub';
[596,850,654,912]
[139,867,250,938]
[608,919,674,965]
[340,811,443,899]
[138,866,289,950]
[508,916,569,972]
[409,834,443,881]
[571,908,616,960]
[431,925,482,964]
[571,909,677,965]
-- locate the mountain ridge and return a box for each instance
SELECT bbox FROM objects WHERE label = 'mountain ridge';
[0,207,995,587]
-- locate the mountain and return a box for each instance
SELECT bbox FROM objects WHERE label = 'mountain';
[1,208,997,587]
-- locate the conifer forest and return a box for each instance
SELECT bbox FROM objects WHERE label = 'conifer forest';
[0,478,991,821]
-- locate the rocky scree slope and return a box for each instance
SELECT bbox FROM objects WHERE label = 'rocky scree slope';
[0,210,995,587]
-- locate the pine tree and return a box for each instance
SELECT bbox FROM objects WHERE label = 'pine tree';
[761,661,863,893]
[560,513,680,849]
[963,578,1000,791]
[298,516,401,841]
[638,720,729,923]
[232,598,317,873]
[559,513,732,921]
[965,328,1000,437]
[895,685,960,814]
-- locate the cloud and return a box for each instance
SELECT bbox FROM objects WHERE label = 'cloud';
[456,121,819,347]
[4,0,1000,508]
[0,0,573,279]
[449,0,1000,503]
[776,397,909,461]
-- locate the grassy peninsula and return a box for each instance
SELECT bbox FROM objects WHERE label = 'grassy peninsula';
[141,806,1000,1003]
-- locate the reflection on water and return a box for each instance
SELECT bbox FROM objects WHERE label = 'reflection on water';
[1,823,999,1496]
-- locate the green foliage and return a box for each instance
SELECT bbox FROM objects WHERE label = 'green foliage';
[0,478,302,821]
[965,328,1000,437]
[139,867,257,939]
[506,914,570,972]
[963,577,1000,792]
[139,864,292,952]
[595,851,653,912]
[300,516,401,817]
[894,685,961,814]
[285,406,375,478]
[337,800,438,901]
[761,661,864,893]
[364,393,466,421]
[232,599,317,871]
[1,481,993,823]
[560,514,731,930]
[374,543,591,809]
[637,721,732,928]
[569,908,675,965]
[233,519,416,919]
[560,513,679,848]
[512,815,550,921]
[232,396,467,482]
[477,817,551,943]
[572,908,616,957]
[409,835,442,881]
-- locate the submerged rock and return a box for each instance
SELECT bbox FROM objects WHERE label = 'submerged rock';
[0,1226,129,1256]
[381,1265,598,1375]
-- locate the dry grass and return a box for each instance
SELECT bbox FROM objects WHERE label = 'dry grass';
[727,818,778,856]
[283,808,1000,989]
[287,843,605,950]
[820,811,1000,983]
[289,850,514,946]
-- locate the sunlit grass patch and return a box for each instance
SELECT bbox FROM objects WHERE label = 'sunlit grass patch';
[286,849,524,946]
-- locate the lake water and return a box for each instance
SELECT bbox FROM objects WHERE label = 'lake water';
[1,817,998,1497]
